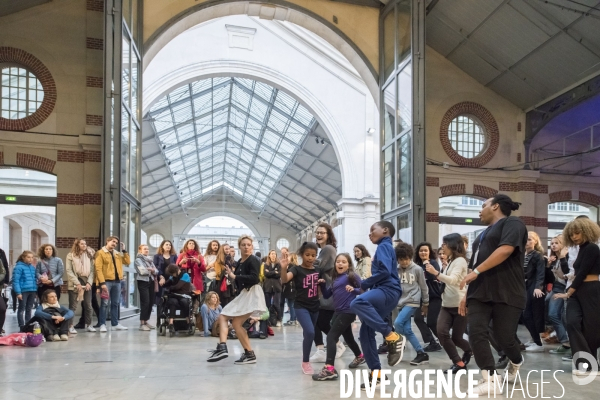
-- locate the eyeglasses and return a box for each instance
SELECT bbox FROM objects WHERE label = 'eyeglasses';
[315,231,327,236]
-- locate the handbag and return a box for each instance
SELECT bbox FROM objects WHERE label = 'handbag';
[220,277,228,292]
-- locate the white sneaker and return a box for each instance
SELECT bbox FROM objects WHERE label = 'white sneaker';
[69,326,78,334]
[336,341,346,358]
[114,324,128,331]
[473,370,503,396]
[86,325,96,332]
[99,324,107,332]
[276,321,281,327]
[525,343,544,352]
[309,348,327,363]
[504,356,524,383]
[139,324,151,331]
[523,340,534,347]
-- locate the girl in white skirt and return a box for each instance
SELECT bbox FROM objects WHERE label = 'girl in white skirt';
[207,234,267,364]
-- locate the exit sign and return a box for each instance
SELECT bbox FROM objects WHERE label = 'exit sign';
[465,218,473,223]
[5,196,17,202]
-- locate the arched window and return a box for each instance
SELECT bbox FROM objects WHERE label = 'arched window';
[276,238,290,250]
[149,233,164,248]
[448,115,486,159]
[1,66,44,119]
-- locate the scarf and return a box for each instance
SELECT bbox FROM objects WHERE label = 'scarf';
[42,301,61,310]
[183,250,199,270]
[72,249,94,277]
[136,253,156,281]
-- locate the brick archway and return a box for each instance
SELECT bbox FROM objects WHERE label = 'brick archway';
[473,184,498,199]
[0,47,57,131]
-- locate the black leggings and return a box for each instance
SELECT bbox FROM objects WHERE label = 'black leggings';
[523,285,545,345]
[566,282,600,370]
[0,295,6,332]
[314,308,335,346]
[414,297,441,343]
[167,297,189,319]
[326,313,361,365]
[264,292,282,322]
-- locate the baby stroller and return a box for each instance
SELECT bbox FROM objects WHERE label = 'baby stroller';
[157,291,198,337]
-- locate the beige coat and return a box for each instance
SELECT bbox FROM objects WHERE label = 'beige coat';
[65,252,96,290]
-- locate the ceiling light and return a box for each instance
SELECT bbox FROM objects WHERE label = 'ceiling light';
[367,128,375,134]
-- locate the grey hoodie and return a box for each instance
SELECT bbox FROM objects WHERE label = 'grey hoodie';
[398,261,429,308]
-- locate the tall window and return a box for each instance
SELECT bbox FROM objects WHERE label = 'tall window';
[549,202,580,212]
[448,115,486,159]
[461,196,484,206]
[1,66,44,119]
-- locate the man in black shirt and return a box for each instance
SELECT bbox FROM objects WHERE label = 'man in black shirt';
[459,194,527,395]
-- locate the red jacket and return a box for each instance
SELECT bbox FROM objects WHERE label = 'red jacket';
[176,250,206,292]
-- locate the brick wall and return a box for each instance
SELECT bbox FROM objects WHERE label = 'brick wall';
[426,213,439,222]
[0,47,57,131]
[579,191,600,206]
[86,37,104,50]
[57,193,84,205]
[549,191,572,203]
[426,177,439,187]
[499,182,545,193]
[84,150,102,162]
[57,150,84,163]
[86,114,103,126]
[440,184,466,197]
[473,184,498,199]
[86,0,104,12]
[534,218,548,227]
[439,102,500,168]
[86,76,103,88]
[84,193,102,205]
[16,153,56,173]
[56,237,100,249]
[519,216,536,226]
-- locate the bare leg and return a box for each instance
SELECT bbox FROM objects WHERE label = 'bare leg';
[232,314,252,351]
[219,314,229,343]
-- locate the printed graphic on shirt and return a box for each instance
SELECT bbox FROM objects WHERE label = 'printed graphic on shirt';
[304,272,319,298]
[400,271,416,285]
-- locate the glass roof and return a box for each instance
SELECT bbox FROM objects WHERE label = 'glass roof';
[148,77,315,208]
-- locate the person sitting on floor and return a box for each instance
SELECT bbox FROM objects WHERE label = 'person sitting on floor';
[33,289,75,342]
[200,291,222,337]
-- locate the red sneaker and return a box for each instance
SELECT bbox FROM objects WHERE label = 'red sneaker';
[267,326,274,336]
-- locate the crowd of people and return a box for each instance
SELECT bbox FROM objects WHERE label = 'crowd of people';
[0,193,599,393]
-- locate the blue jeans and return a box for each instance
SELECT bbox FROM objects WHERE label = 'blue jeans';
[546,284,569,344]
[17,291,36,327]
[286,298,296,321]
[350,288,401,370]
[295,307,318,362]
[99,281,121,326]
[394,306,423,352]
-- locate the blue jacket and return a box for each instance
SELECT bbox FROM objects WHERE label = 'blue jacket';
[361,236,401,294]
[34,305,74,321]
[13,261,37,294]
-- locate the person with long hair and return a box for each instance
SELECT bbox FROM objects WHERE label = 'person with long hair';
[459,194,526,394]
[135,244,158,331]
[354,244,372,279]
[153,239,177,305]
[312,253,365,381]
[205,240,220,281]
[0,256,6,335]
[65,238,96,333]
[13,250,37,329]
[282,253,299,326]
[556,217,600,376]
[201,291,222,337]
[214,243,235,306]
[437,247,448,270]
[207,235,267,365]
[547,234,571,355]
[281,241,321,374]
[36,244,65,301]
[263,249,282,327]
[311,223,345,362]
[522,231,547,352]
[426,233,471,373]
[413,242,443,352]
[176,239,205,293]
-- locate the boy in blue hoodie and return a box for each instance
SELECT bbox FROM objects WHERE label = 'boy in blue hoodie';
[350,221,405,387]
[12,250,38,328]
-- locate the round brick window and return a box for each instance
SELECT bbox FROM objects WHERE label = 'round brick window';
[440,102,499,168]
[0,47,56,131]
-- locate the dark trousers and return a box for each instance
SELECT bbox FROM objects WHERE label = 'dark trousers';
[38,285,61,301]
[489,322,521,357]
[414,296,441,343]
[314,308,334,346]
[78,283,100,326]
[325,312,361,365]
[264,291,282,322]
[167,297,189,319]
[437,306,471,364]
[467,299,523,373]
[0,295,6,332]
[523,285,546,345]
[137,280,154,321]
[40,317,69,337]
[566,282,600,370]
[296,307,319,362]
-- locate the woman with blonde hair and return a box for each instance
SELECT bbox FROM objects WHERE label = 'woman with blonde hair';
[555,217,600,376]
[66,238,96,333]
[214,243,235,306]
[523,231,547,352]
[546,234,571,354]
[207,234,267,364]
[200,291,222,337]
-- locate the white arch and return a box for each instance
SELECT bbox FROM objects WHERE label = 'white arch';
[183,211,261,238]
[144,60,359,198]
[143,1,379,104]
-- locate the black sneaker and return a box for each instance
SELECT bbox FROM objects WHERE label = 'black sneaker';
[410,352,429,365]
[495,355,509,370]
[386,333,406,367]
[377,343,388,354]
[360,371,381,391]
[312,366,339,381]
[234,350,257,365]
[73,323,85,330]
[423,341,442,352]
[349,356,366,369]
[447,363,467,374]
[207,343,229,362]
[462,351,473,366]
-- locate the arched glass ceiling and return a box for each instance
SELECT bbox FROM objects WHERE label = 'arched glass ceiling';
[148,77,316,208]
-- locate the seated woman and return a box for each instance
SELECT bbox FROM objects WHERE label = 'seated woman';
[200,291,222,337]
[34,289,74,341]
[161,264,192,334]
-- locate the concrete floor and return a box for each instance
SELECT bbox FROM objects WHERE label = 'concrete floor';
[1,309,597,399]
